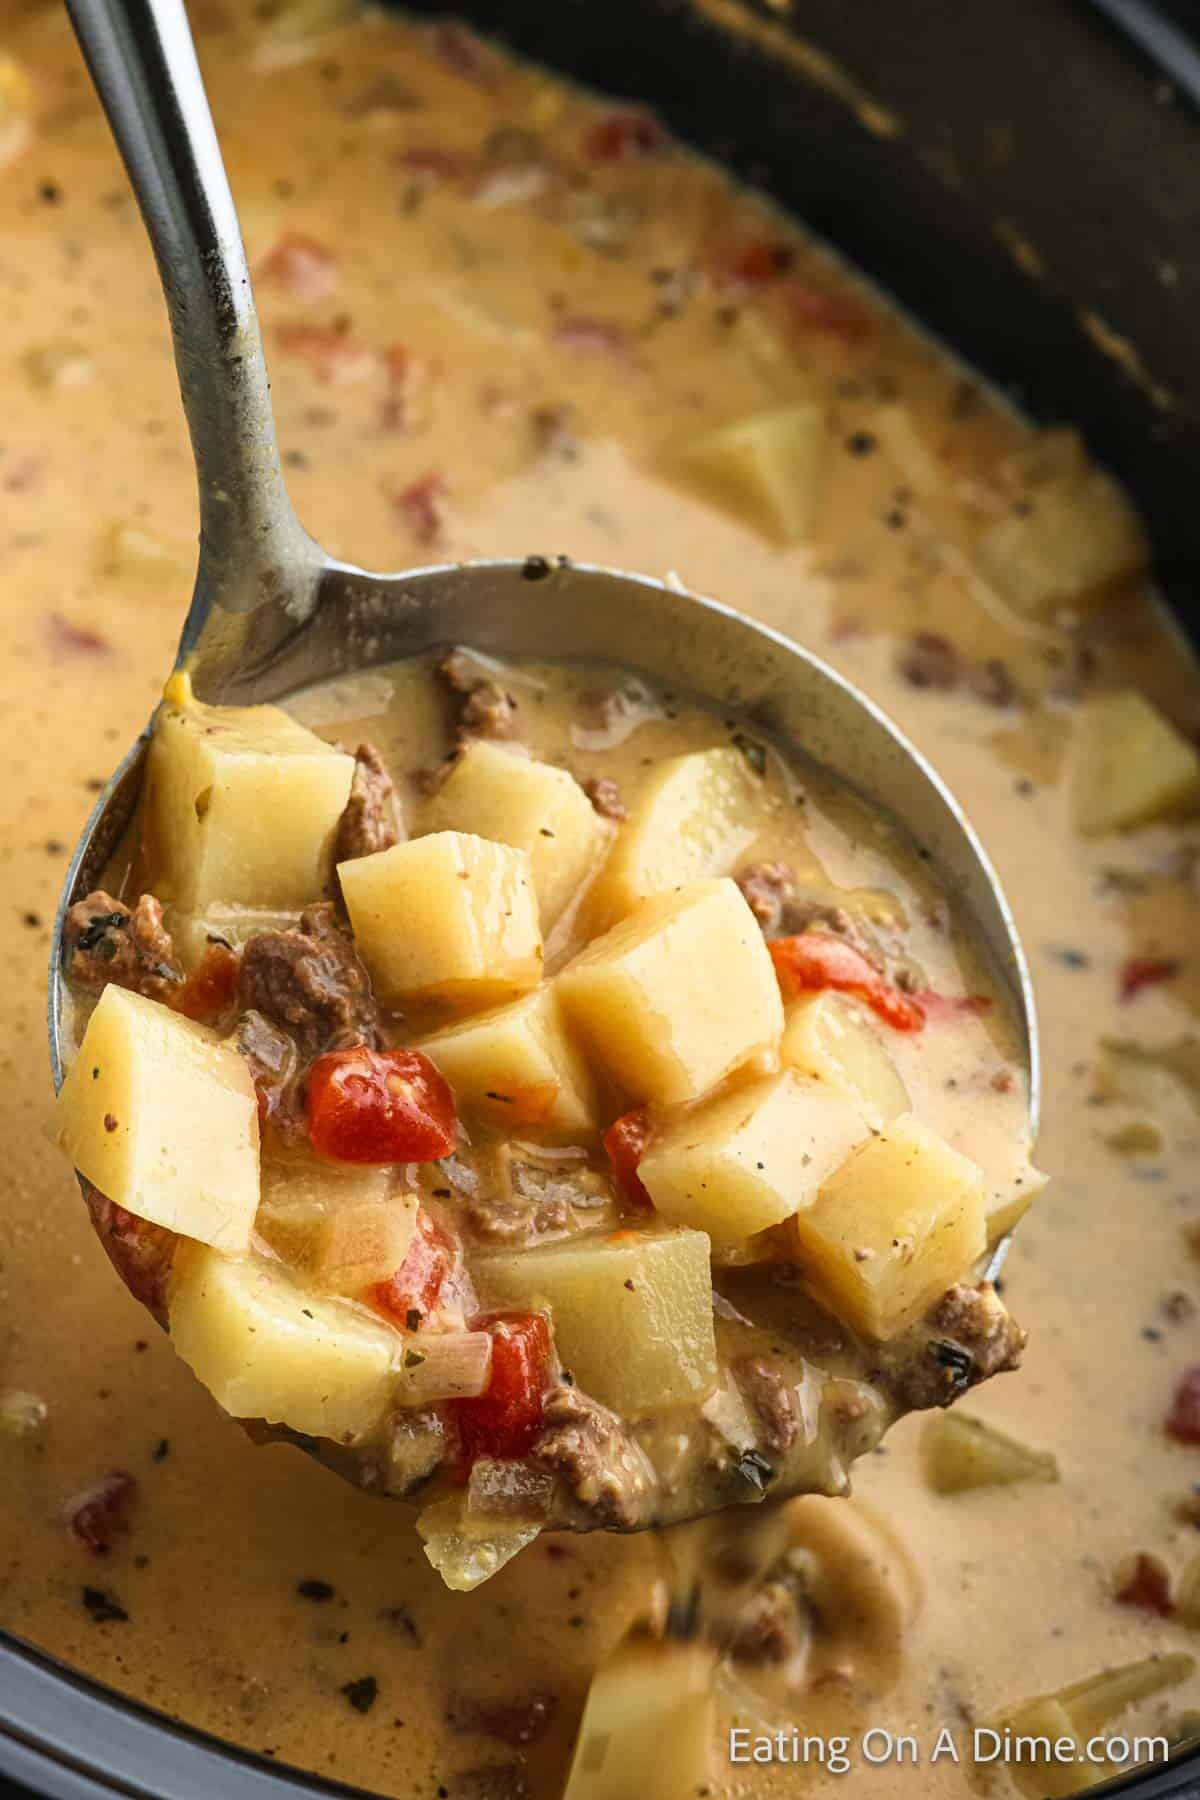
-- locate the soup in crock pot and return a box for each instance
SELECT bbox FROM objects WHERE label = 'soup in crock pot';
[3,4,1199,1797]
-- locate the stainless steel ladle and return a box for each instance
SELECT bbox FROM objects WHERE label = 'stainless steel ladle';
[47,0,1040,1242]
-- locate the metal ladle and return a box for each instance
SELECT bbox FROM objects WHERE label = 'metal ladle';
[48,0,1039,1268]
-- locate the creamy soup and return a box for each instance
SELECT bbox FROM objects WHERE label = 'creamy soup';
[2,4,1200,1798]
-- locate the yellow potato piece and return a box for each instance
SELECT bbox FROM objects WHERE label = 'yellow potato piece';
[589,746,761,926]
[665,403,826,542]
[169,1243,398,1440]
[1071,689,1200,836]
[793,1114,986,1339]
[563,1629,716,1800]
[256,1160,417,1294]
[339,830,543,1009]
[144,693,354,911]
[422,740,607,927]
[639,1070,869,1246]
[974,463,1145,617]
[556,879,783,1106]
[53,985,259,1254]
[417,986,597,1137]
[781,991,910,1129]
[476,1227,717,1414]
[920,1411,1059,1493]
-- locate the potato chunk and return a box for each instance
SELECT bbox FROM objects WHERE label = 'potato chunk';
[974,459,1145,617]
[557,879,783,1106]
[781,992,910,1129]
[53,985,259,1254]
[417,987,597,1137]
[921,1411,1059,1493]
[1071,690,1200,836]
[793,1115,986,1339]
[339,831,542,1009]
[169,1243,398,1439]
[144,690,354,911]
[476,1227,717,1414]
[422,741,607,927]
[564,1629,716,1800]
[664,403,826,541]
[639,1071,869,1246]
[256,1160,417,1294]
[589,747,761,926]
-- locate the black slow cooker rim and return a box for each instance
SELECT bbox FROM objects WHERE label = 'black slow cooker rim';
[6,0,1200,1793]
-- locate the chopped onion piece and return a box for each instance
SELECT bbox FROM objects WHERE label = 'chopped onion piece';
[397,1329,492,1404]
[467,1456,555,1523]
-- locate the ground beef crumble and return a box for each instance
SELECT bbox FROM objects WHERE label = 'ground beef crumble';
[582,775,626,820]
[334,741,402,865]
[733,1356,798,1457]
[726,1577,807,1666]
[64,890,182,1001]
[80,1179,175,1326]
[532,1383,655,1529]
[892,1282,1026,1411]
[237,902,379,1063]
[439,649,519,741]
[734,861,884,967]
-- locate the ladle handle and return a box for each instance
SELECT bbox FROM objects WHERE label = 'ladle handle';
[65,0,310,639]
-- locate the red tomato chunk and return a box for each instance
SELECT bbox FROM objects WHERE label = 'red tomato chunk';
[769,933,925,1033]
[449,1312,551,1475]
[1166,1365,1200,1445]
[370,1209,455,1328]
[306,1046,456,1163]
[603,1109,654,1211]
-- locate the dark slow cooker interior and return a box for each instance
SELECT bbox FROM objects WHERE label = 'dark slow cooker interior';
[3,0,1199,1794]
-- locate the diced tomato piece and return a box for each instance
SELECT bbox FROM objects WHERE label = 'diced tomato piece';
[709,236,793,288]
[370,1209,456,1328]
[1166,1365,1200,1444]
[275,321,376,385]
[485,1079,561,1126]
[306,1046,456,1164]
[1119,956,1181,1003]
[780,278,872,344]
[168,942,240,1025]
[769,933,925,1033]
[394,145,470,183]
[256,233,336,301]
[1115,1553,1174,1616]
[581,106,665,162]
[48,612,109,657]
[448,1312,552,1476]
[603,1109,655,1211]
[392,470,447,546]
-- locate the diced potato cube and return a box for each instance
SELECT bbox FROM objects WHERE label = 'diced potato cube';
[985,1158,1049,1245]
[256,1160,417,1293]
[589,747,761,926]
[476,1227,717,1414]
[974,464,1145,617]
[1071,690,1200,836]
[169,1243,398,1439]
[417,987,597,1137]
[793,1115,986,1339]
[921,1411,1059,1493]
[664,403,826,542]
[1177,1556,1200,1629]
[422,741,607,927]
[639,1071,869,1246]
[564,1629,716,1800]
[339,831,543,1009]
[144,689,354,911]
[1056,1652,1195,1737]
[981,1697,1088,1799]
[781,992,910,1129]
[53,985,259,1254]
[557,879,783,1106]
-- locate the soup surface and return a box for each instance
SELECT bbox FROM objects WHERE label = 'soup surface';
[2,5,1199,1798]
